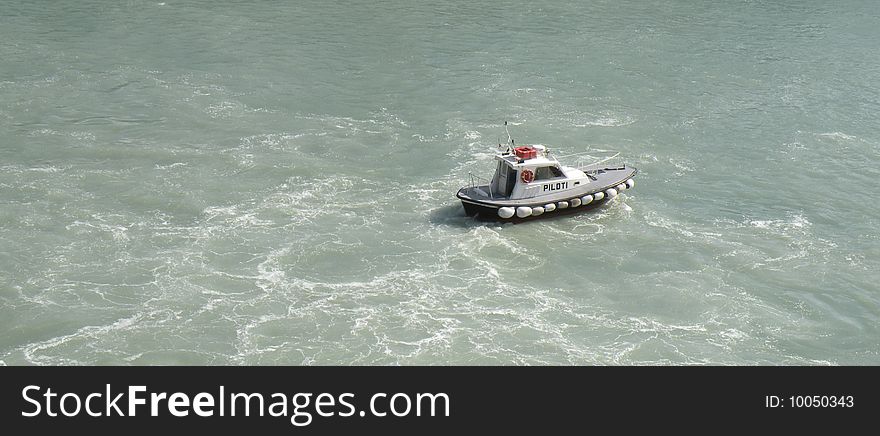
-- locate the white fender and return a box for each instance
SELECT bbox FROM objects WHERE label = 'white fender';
[606,188,618,198]
[626,179,635,189]
[558,201,569,209]
[581,194,593,205]
[617,183,626,191]
[531,206,544,216]
[570,198,582,207]
[497,207,515,219]
[594,191,604,201]
[516,206,533,218]
[544,203,556,212]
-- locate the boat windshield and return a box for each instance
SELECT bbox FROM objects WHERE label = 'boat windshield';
[534,165,564,180]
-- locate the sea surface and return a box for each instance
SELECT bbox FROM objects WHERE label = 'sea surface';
[1,0,879,365]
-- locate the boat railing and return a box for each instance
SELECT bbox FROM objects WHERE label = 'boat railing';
[552,150,627,175]
[468,172,493,198]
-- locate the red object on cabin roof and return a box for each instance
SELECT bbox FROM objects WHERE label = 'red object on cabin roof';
[513,146,536,160]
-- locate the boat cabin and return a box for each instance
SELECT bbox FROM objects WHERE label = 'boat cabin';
[489,144,574,199]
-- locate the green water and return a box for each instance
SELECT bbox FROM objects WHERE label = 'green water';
[1,0,878,365]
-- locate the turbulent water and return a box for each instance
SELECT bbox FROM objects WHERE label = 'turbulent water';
[1,0,879,365]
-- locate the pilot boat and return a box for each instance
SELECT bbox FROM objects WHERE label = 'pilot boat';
[456,123,637,221]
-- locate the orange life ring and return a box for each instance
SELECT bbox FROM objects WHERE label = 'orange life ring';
[520,169,534,184]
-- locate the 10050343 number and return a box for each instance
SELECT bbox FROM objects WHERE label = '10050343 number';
[788,395,854,408]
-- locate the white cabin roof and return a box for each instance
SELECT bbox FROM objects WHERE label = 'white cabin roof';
[496,144,559,168]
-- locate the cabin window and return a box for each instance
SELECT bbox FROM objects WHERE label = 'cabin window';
[535,165,564,180]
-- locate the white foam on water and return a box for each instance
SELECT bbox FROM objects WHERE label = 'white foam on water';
[64,214,134,243]
[668,157,695,177]
[238,132,309,150]
[255,247,290,293]
[463,130,481,140]
[27,128,60,137]
[233,313,291,364]
[407,187,441,203]
[748,214,811,231]
[645,211,697,238]
[154,162,188,170]
[782,141,806,154]
[21,312,146,365]
[543,221,605,238]
[573,115,636,127]
[27,166,66,173]
[816,131,858,141]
